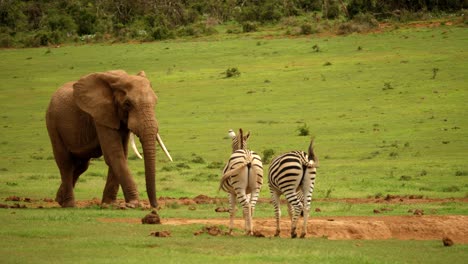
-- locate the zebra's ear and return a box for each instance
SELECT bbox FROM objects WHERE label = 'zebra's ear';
[228,129,236,139]
[244,131,250,141]
[308,139,319,167]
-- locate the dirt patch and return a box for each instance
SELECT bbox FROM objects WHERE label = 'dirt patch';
[98,215,468,243]
[3,195,466,242]
[4,195,467,208]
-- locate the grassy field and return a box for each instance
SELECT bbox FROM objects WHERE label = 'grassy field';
[0,23,467,263]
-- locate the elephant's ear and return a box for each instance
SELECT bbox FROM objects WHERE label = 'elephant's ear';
[73,71,126,129]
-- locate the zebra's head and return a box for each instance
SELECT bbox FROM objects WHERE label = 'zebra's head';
[228,128,250,152]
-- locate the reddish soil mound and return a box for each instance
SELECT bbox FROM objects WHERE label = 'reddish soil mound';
[99,215,468,243]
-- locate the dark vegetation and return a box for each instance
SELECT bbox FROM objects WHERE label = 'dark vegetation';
[0,0,466,48]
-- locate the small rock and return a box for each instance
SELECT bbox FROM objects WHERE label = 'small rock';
[5,196,21,202]
[150,231,171,237]
[442,237,454,247]
[142,210,161,224]
[413,209,424,216]
[215,207,229,213]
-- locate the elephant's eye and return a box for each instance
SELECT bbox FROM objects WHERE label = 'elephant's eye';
[123,100,132,111]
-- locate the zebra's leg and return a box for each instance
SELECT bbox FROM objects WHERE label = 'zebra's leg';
[236,191,252,236]
[300,186,312,238]
[249,167,263,227]
[301,170,316,238]
[270,189,282,237]
[289,197,303,239]
[228,193,236,234]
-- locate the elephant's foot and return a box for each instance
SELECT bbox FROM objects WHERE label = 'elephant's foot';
[126,199,140,208]
[101,197,117,206]
[55,188,75,207]
[55,196,75,207]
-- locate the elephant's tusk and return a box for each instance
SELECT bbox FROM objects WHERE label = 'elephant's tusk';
[129,133,143,159]
[156,133,173,162]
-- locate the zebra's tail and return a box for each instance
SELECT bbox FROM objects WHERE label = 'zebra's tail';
[218,154,253,191]
[308,138,319,167]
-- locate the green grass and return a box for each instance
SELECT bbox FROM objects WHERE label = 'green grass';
[0,25,466,200]
[0,24,467,263]
[1,208,467,264]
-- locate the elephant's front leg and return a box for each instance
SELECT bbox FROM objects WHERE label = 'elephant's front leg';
[101,167,119,205]
[96,125,139,206]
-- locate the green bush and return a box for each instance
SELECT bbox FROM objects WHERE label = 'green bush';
[299,23,314,35]
[297,123,310,136]
[151,26,174,40]
[0,33,14,48]
[262,149,275,163]
[337,13,378,35]
[225,67,241,78]
[242,22,258,33]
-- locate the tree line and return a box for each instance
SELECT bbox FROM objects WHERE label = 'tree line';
[0,0,466,47]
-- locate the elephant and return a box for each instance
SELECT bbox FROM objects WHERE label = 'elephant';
[46,70,172,208]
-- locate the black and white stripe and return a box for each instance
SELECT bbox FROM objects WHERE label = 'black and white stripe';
[219,129,263,235]
[268,140,318,238]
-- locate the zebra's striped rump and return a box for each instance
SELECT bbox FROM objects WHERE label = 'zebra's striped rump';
[268,147,318,238]
[220,149,263,195]
[220,128,264,235]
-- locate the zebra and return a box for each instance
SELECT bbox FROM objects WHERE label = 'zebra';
[219,128,263,235]
[268,139,318,238]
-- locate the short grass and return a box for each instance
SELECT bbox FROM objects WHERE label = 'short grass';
[0,24,467,263]
[1,208,468,264]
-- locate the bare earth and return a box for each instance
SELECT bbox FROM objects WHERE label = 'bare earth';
[98,215,468,243]
[3,195,467,243]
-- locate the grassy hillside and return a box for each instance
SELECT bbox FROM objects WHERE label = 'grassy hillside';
[0,25,467,202]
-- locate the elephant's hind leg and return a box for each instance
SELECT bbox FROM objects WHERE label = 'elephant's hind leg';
[102,168,119,205]
[55,157,89,207]
[72,158,90,186]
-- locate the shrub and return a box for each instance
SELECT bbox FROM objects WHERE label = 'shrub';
[337,13,379,35]
[299,23,314,35]
[242,22,258,33]
[297,123,310,136]
[225,67,241,78]
[151,26,174,40]
[323,0,341,19]
[0,33,14,47]
[262,149,275,163]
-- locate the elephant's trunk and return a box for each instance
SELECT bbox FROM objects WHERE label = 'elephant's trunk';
[141,134,157,208]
